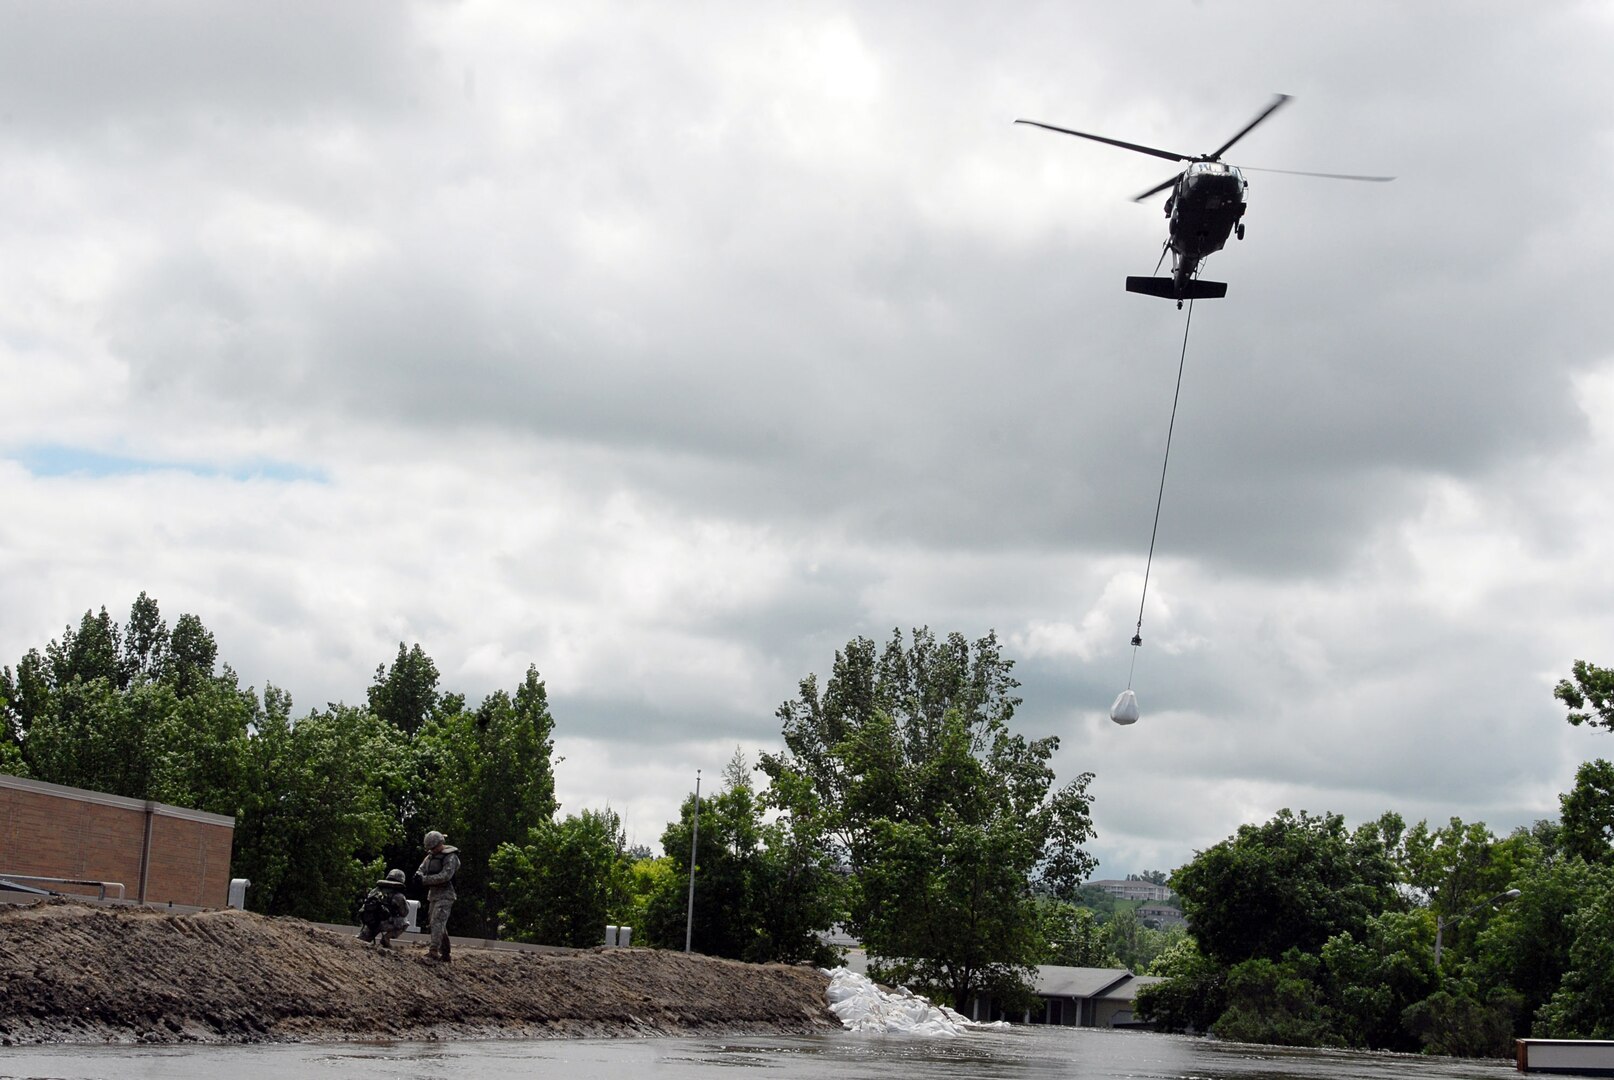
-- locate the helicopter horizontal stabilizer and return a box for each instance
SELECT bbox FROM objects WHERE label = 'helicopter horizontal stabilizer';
[1125,276,1228,301]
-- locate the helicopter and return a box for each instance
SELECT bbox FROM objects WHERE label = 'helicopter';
[1016,95,1392,307]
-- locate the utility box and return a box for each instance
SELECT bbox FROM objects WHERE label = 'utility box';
[604,924,620,946]
[406,899,421,932]
[618,925,633,947]
[227,878,250,910]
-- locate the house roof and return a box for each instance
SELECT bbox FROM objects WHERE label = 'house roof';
[832,957,1161,1004]
[1096,974,1165,1001]
[1031,965,1134,999]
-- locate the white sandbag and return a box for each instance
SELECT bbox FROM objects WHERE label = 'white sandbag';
[1110,688,1139,725]
[822,967,1000,1036]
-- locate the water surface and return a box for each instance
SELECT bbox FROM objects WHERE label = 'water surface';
[0,1026,1517,1080]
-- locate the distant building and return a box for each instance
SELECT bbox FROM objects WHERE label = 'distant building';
[0,773,235,908]
[838,951,1161,1029]
[819,924,860,950]
[1087,878,1173,902]
[975,966,1164,1027]
[1136,903,1187,929]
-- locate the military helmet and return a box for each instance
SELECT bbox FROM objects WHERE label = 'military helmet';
[379,868,406,887]
[424,830,446,850]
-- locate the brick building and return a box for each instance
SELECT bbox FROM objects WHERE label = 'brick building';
[0,773,235,908]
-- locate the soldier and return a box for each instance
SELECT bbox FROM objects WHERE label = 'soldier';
[357,869,410,948]
[416,830,460,962]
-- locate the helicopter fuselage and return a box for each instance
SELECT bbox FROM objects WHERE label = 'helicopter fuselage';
[1016,93,1390,306]
[1164,161,1247,287]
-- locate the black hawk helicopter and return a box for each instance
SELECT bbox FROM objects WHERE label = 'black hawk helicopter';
[1016,95,1392,307]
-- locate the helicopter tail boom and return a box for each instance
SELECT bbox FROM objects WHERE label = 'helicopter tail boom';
[1125,276,1227,301]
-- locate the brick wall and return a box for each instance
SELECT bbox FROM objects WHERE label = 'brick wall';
[0,774,235,907]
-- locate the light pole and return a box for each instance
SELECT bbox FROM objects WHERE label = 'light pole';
[684,769,701,953]
[1434,888,1520,966]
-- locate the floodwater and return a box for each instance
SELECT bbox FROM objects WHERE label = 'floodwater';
[0,1027,1516,1080]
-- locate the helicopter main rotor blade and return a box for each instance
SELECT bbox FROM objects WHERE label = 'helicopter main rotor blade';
[1132,174,1183,203]
[1014,119,1189,164]
[1239,165,1395,182]
[1206,93,1292,161]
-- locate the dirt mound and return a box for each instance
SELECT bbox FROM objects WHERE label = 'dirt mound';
[0,900,839,1046]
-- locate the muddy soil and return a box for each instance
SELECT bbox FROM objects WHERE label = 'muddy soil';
[0,900,839,1046]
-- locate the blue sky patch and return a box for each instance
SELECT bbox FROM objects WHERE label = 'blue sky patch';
[10,444,327,484]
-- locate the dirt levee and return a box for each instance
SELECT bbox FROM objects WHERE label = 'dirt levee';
[0,901,839,1045]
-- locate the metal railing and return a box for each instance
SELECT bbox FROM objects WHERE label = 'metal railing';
[0,874,126,901]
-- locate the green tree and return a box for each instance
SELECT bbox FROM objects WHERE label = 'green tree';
[1172,809,1400,967]
[491,808,634,946]
[410,664,557,937]
[0,681,23,776]
[1535,871,1614,1038]
[1213,953,1337,1047]
[648,764,748,955]
[1101,907,1181,972]
[46,607,124,689]
[644,753,842,964]
[17,599,256,813]
[1136,936,1226,1032]
[1039,901,1118,967]
[1,649,51,742]
[163,613,218,698]
[1560,759,1614,864]
[1400,816,1517,907]
[1073,882,1121,919]
[760,628,1097,1010]
[1468,848,1612,1033]
[122,591,168,685]
[1319,911,1437,1050]
[23,676,152,795]
[231,693,411,921]
[1402,977,1521,1057]
[145,670,255,817]
[1556,659,1614,732]
[752,766,847,964]
[368,643,441,736]
[1396,816,1523,970]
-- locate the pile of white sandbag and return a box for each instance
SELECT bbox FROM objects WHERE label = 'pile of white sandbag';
[823,967,991,1037]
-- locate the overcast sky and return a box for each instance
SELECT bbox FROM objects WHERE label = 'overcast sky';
[4,2,1614,876]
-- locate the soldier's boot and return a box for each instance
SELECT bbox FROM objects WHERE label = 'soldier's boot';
[440,938,451,963]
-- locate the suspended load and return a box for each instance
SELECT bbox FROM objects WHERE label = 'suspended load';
[1107,289,1198,729]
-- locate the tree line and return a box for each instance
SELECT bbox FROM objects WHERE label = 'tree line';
[18,592,1607,1052]
[1136,658,1614,1053]
[0,597,1107,1009]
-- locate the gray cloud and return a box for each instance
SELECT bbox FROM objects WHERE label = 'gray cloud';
[3,2,1612,875]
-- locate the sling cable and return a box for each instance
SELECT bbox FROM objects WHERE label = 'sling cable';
[1111,298,1196,726]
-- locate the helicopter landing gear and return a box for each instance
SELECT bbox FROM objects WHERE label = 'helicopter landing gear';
[1236,223,1246,240]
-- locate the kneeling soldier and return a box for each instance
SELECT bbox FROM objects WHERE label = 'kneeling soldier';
[357,869,410,948]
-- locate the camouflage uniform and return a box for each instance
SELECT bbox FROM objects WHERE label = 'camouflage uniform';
[417,840,460,961]
[357,881,410,947]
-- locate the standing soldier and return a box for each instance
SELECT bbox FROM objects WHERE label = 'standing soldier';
[416,830,459,963]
